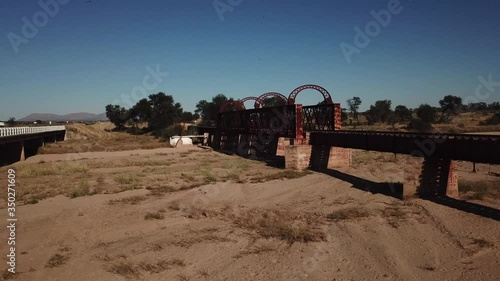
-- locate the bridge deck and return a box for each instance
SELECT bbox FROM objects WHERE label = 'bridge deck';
[310,130,500,164]
[0,126,66,145]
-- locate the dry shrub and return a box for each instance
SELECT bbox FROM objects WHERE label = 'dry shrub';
[108,261,140,279]
[326,206,372,221]
[68,180,92,198]
[460,180,498,200]
[45,254,69,268]
[185,206,219,219]
[114,174,141,185]
[108,259,185,278]
[169,200,182,211]
[169,234,233,248]
[138,259,185,274]
[236,243,276,258]
[231,208,325,244]
[250,170,311,183]
[380,206,408,228]
[147,185,176,197]
[144,211,165,220]
[109,195,147,205]
[471,238,493,249]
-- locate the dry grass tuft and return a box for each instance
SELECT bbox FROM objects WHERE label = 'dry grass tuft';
[17,162,89,177]
[109,195,147,205]
[185,206,219,219]
[231,208,325,244]
[250,170,311,183]
[198,269,210,278]
[114,174,141,189]
[236,243,276,258]
[107,258,185,278]
[45,253,69,268]
[169,234,233,248]
[68,180,92,198]
[327,206,372,221]
[147,185,176,197]
[181,173,196,182]
[169,200,182,211]
[202,170,217,184]
[224,170,246,183]
[471,238,494,249]
[380,206,408,228]
[144,211,165,220]
[108,261,140,279]
[460,180,499,200]
[138,259,185,274]
[177,274,191,281]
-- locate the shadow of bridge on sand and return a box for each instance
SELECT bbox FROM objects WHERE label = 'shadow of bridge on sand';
[318,168,500,222]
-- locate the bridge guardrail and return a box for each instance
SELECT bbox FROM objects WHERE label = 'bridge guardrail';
[0,126,66,138]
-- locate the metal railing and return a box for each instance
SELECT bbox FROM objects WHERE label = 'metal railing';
[0,126,66,138]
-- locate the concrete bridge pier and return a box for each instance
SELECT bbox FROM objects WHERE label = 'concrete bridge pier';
[0,142,25,165]
[403,156,459,199]
[24,138,44,159]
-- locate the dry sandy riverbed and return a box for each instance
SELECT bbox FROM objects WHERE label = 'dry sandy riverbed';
[0,147,499,281]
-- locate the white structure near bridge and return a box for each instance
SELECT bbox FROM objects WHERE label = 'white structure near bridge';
[0,126,66,137]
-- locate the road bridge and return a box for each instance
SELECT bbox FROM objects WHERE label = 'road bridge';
[0,126,66,166]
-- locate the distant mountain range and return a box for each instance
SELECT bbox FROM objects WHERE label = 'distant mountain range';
[19,112,108,122]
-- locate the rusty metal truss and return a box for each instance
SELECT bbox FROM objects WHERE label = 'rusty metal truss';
[302,104,337,131]
[217,105,302,138]
[288,84,333,105]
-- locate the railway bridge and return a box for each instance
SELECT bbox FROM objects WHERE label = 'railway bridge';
[201,84,500,199]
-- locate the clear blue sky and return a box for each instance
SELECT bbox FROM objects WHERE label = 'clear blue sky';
[1,0,499,120]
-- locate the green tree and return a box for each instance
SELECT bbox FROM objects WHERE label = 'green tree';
[365,100,392,124]
[439,95,463,115]
[105,105,129,130]
[180,112,196,122]
[346,97,362,125]
[6,117,16,127]
[195,94,236,124]
[394,105,412,123]
[129,98,152,123]
[148,93,182,131]
[488,102,500,110]
[416,104,437,123]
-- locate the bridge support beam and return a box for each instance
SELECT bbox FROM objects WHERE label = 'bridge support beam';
[212,132,222,150]
[20,142,25,161]
[24,139,43,159]
[403,156,459,199]
[237,134,252,156]
[0,141,25,165]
